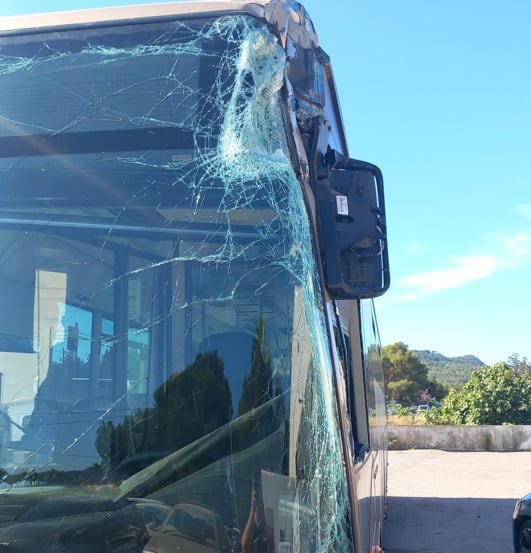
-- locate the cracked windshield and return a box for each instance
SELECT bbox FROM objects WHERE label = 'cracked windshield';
[0,12,347,553]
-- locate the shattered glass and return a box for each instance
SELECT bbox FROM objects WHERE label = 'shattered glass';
[0,12,350,553]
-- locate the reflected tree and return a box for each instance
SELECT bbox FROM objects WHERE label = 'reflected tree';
[96,319,286,481]
[238,318,273,416]
[235,317,284,450]
[97,351,232,476]
[152,351,232,450]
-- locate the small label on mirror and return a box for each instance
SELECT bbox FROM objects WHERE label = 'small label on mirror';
[336,195,349,216]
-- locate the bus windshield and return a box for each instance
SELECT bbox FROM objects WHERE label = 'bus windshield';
[0,12,350,553]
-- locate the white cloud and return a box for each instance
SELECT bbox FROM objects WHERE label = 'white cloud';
[501,232,531,256]
[517,204,531,220]
[395,255,496,299]
[385,226,531,303]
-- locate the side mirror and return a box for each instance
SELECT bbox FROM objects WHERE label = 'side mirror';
[316,152,390,299]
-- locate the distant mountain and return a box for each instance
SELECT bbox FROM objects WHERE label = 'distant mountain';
[414,350,486,387]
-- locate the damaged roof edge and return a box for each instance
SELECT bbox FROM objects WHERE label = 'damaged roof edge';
[264,1,349,156]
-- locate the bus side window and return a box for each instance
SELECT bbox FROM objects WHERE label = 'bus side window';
[333,316,358,456]
[335,301,370,463]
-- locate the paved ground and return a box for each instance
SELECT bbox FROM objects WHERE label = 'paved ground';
[384,449,531,553]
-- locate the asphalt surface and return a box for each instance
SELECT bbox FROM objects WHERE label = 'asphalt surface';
[384,449,531,553]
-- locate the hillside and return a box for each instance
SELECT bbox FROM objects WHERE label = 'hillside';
[414,350,486,387]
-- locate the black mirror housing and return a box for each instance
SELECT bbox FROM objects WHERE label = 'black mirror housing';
[317,153,390,299]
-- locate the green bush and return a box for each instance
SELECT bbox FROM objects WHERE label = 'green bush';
[429,364,531,425]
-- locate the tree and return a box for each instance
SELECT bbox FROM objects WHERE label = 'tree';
[382,342,444,405]
[507,353,531,374]
[432,363,531,425]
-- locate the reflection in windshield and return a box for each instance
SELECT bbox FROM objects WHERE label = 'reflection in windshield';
[0,10,350,553]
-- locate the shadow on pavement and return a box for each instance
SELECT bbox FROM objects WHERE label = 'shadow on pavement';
[383,496,517,553]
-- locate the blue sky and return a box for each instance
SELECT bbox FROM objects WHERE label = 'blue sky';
[2,0,530,365]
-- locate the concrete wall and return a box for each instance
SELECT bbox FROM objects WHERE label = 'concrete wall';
[387,424,531,451]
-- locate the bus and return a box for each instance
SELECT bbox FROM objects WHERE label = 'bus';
[0,2,390,552]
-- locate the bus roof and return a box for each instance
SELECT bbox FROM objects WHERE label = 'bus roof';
[0,1,269,33]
